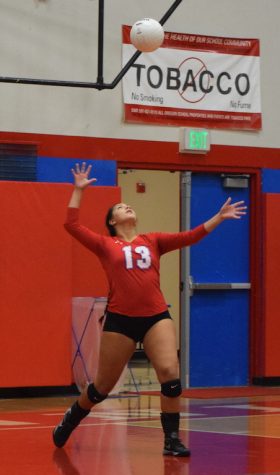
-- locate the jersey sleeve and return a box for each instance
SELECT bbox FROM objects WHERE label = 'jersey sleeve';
[64,207,105,256]
[149,224,209,255]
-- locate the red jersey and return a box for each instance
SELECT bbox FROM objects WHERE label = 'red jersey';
[65,207,208,317]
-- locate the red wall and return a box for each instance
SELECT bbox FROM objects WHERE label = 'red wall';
[1,130,280,383]
[0,182,120,387]
[0,130,280,170]
[263,194,280,376]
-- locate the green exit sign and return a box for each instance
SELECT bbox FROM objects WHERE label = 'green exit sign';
[179,128,211,154]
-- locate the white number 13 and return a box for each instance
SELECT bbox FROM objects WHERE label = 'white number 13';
[122,245,151,270]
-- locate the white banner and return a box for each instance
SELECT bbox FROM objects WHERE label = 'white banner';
[122,27,261,130]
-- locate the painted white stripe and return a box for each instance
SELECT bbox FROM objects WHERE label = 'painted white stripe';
[204,404,280,412]
[0,420,38,426]
[0,417,280,441]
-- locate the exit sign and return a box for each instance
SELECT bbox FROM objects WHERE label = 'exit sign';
[179,128,211,154]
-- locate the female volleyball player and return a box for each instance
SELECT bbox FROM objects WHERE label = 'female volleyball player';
[53,162,247,456]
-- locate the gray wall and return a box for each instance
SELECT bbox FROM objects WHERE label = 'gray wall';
[0,0,278,147]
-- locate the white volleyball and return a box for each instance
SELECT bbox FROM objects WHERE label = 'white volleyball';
[130,18,164,53]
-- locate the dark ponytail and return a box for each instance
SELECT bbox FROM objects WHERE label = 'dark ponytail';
[105,205,117,236]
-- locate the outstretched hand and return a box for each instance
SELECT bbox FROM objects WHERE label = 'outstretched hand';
[219,197,247,220]
[71,162,97,190]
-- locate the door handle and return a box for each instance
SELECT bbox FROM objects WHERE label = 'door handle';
[188,276,251,296]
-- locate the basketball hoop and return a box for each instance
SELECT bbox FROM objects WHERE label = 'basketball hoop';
[0,0,183,90]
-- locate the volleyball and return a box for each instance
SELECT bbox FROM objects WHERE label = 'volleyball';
[130,18,164,53]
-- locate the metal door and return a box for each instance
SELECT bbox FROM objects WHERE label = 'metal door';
[180,172,250,387]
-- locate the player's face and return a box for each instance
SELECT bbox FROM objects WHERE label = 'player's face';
[110,203,137,226]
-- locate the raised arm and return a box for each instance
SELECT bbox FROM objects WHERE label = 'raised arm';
[203,197,247,232]
[68,162,97,208]
[65,163,104,254]
[154,197,247,255]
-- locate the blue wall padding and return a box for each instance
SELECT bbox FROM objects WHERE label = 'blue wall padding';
[37,158,117,186]
[262,169,280,193]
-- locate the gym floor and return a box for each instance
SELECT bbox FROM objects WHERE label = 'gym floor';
[1,391,280,475]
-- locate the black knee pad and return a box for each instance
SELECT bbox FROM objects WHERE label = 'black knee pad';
[161,378,182,398]
[87,383,108,404]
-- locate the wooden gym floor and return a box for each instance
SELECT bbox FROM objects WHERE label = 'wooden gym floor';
[1,391,280,475]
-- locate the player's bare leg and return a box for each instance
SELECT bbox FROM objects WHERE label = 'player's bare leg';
[144,318,190,457]
[53,332,136,447]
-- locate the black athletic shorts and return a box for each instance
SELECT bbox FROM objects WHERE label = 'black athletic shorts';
[103,310,172,343]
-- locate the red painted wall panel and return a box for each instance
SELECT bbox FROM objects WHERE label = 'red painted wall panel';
[0,183,120,387]
[263,194,280,376]
[0,182,72,387]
